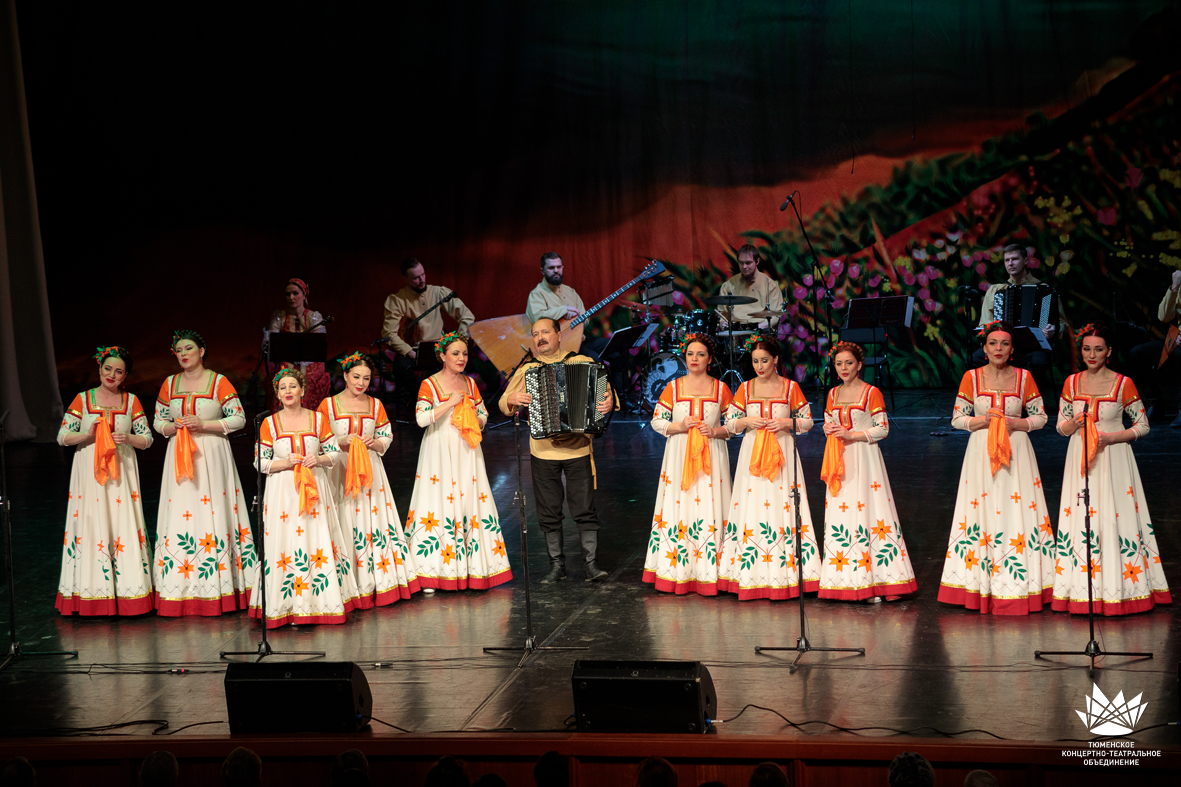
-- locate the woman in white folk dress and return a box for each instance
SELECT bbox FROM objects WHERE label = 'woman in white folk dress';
[405,332,512,592]
[153,330,257,616]
[319,351,420,608]
[720,336,818,600]
[937,320,1056,615]
[641,333,733,596]
[816,342,917,603]
[1053,324,1170,615]
[251,368,358,626]
[56,347,154,615]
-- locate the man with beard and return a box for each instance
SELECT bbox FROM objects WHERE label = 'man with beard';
[501,318,615,583]
[382,257,475,402]
[526,252,609,357]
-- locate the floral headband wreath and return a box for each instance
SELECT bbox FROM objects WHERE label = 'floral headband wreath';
[435,330,467,356]
[975,320,1010,343]
[827,341,861,362]
[743,333,772,354]
[272,366,305,390]
[93,345,129,365]
[677,332,713,357]
[171,329,205,353]
[340,350,368,372]
[1073,323,1096,343]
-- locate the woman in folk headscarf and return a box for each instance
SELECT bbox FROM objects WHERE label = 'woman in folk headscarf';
[816,341,916,603]
[56,347,154,615]
[267,277,331,411]
[937,320,1055,615]
[641,333,733,596]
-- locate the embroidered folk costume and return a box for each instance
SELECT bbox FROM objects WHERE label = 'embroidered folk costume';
[405,374,512,590]
[720,378,818,600]
[251,409,359,626]
[153,371,257,615]
[56,390,155,615]
[319,393,420,607]
[817,385,917,601]
[642,377,733,595]
[938,368,1056,614]
[1053,373,1170,614]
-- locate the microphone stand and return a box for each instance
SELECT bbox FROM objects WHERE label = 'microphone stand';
[221,411,325,663]
[1035,401,1151,671]
[484,410,587,668]
[783,193,835,394]
[0,411,78,672]
[487,347,535,431]
[755,408,864,672]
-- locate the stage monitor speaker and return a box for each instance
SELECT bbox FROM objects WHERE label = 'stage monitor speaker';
[224,661,372,734]
[571,660,716,733]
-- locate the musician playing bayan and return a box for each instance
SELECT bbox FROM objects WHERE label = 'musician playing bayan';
[382,257,475,395]
[715,244,783,331]
[500,318,616,583]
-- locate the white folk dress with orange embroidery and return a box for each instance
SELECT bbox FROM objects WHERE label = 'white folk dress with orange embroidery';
[319,394,420,608]
[251,411,358,627]
[817,385,917,601]
[153,372,257,615]
[55,390,155,616]
[938,368,1055,615]
[641,378,733,596]
[1053,373,1170,615]
[405,375,512,590]
[719,378,818,600]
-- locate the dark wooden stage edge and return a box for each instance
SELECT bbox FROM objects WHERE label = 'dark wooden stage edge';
[1,733,1178,786]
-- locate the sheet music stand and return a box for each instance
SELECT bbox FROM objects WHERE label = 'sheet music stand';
[841,296,914,410]
[266,332,328,365]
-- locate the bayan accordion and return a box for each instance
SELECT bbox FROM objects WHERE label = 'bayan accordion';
[524,361,610,440]
[994,284,1058,330]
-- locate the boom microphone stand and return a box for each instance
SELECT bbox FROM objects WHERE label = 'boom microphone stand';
[0,411,78,672]
[484,409,587,668]
[221,411,325,663]
[1035,402,1151,671]
[781,192,835,394]
[755,412,864,672]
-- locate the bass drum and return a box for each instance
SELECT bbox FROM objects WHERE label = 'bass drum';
[644,352,687,408]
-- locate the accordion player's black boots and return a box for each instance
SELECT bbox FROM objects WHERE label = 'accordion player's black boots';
[581,531,609,581]
[541,531,567,583]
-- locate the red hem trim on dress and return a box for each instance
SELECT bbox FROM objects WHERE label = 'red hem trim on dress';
[418,568,513,591]
[818,578,918,601]
[725,579,820,601]
[937,584,1052,615]
[155,589,250,617]
[1051,590,1172,616]
[642,571,719,596]
[55,592,155,617]
[247,608,348,628]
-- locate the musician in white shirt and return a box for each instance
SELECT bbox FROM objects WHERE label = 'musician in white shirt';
[1128,269,1181,427]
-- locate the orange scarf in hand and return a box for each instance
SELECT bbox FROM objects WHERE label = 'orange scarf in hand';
[750,428,785,481]
[986,407,1011,476]
[293,461,320,516]
[93,417,120,485]
[174,424,197,482]
[681,421,711,490]
[344,436,373,498]
[451,394,483,448]
[820,434,845,495]
[1080,409,1099,476]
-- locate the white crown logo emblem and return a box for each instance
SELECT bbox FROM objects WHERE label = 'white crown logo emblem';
[1075,683,1147,735]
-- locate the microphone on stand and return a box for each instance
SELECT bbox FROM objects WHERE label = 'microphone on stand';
[779,191,798,212]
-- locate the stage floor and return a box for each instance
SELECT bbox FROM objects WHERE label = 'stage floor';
[2,391,1178,745]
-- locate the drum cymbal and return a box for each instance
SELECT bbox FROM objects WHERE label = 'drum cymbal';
[748,308,786,318]
[702,294,757,306]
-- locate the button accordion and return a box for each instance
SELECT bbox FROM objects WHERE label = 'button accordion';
[994,284,1058,330]
[524,361,610,440]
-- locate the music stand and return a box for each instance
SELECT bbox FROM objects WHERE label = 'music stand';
[266,332,328,366]
[842,296,914,410]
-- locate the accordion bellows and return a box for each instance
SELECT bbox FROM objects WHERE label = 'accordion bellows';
[525,361,610,440]
[995,284,1057,329]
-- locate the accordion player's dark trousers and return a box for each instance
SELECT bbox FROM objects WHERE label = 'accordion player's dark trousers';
[530,454,600,536]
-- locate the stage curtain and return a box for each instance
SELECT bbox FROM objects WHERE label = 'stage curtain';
[0,0,60,441]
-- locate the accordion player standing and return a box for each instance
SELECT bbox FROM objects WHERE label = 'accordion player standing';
[974,244,1068,407]
[501,318,617,585]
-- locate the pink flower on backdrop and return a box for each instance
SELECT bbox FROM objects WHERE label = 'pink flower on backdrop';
[1097,207,1117,225]
[824,274,836,289]
[793,365,807,382]
[791,340,805,353]
[796,325,809,339]
[832,297,845,309]
[672,291,686,304]
[925,266,940,279]
[973,250,989,261]
[917,274,929,287]
[978,281,990,291]
[829,259,844,275]
[1026,257,1040,269]
[869,292,881,299]
[961,255,973,267]
[788,304,800,316]
[918,288,930,300]
[923,298,937,312]
[793,285,808,300]
[1125,167,1142,189]
[803,274,814,286]
[902,273,916,286]
[919,312,930,323]
[975,263,986,275]
[815,287,826,299]
[868,275,881,287]
[848,263,861,278]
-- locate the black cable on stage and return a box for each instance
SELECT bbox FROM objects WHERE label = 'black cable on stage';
[368,716,414,733]
[714,704,1007,740]
[152,720,225,736]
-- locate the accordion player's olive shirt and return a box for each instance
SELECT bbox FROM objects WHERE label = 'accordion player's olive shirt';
[978,272,1068,335]
[500,352,612,461]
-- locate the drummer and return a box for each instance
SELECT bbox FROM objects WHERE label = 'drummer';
[716,244,784,332]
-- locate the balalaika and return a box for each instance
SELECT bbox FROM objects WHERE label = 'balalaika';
[994,284,1058,330]
[524,360,610,440]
